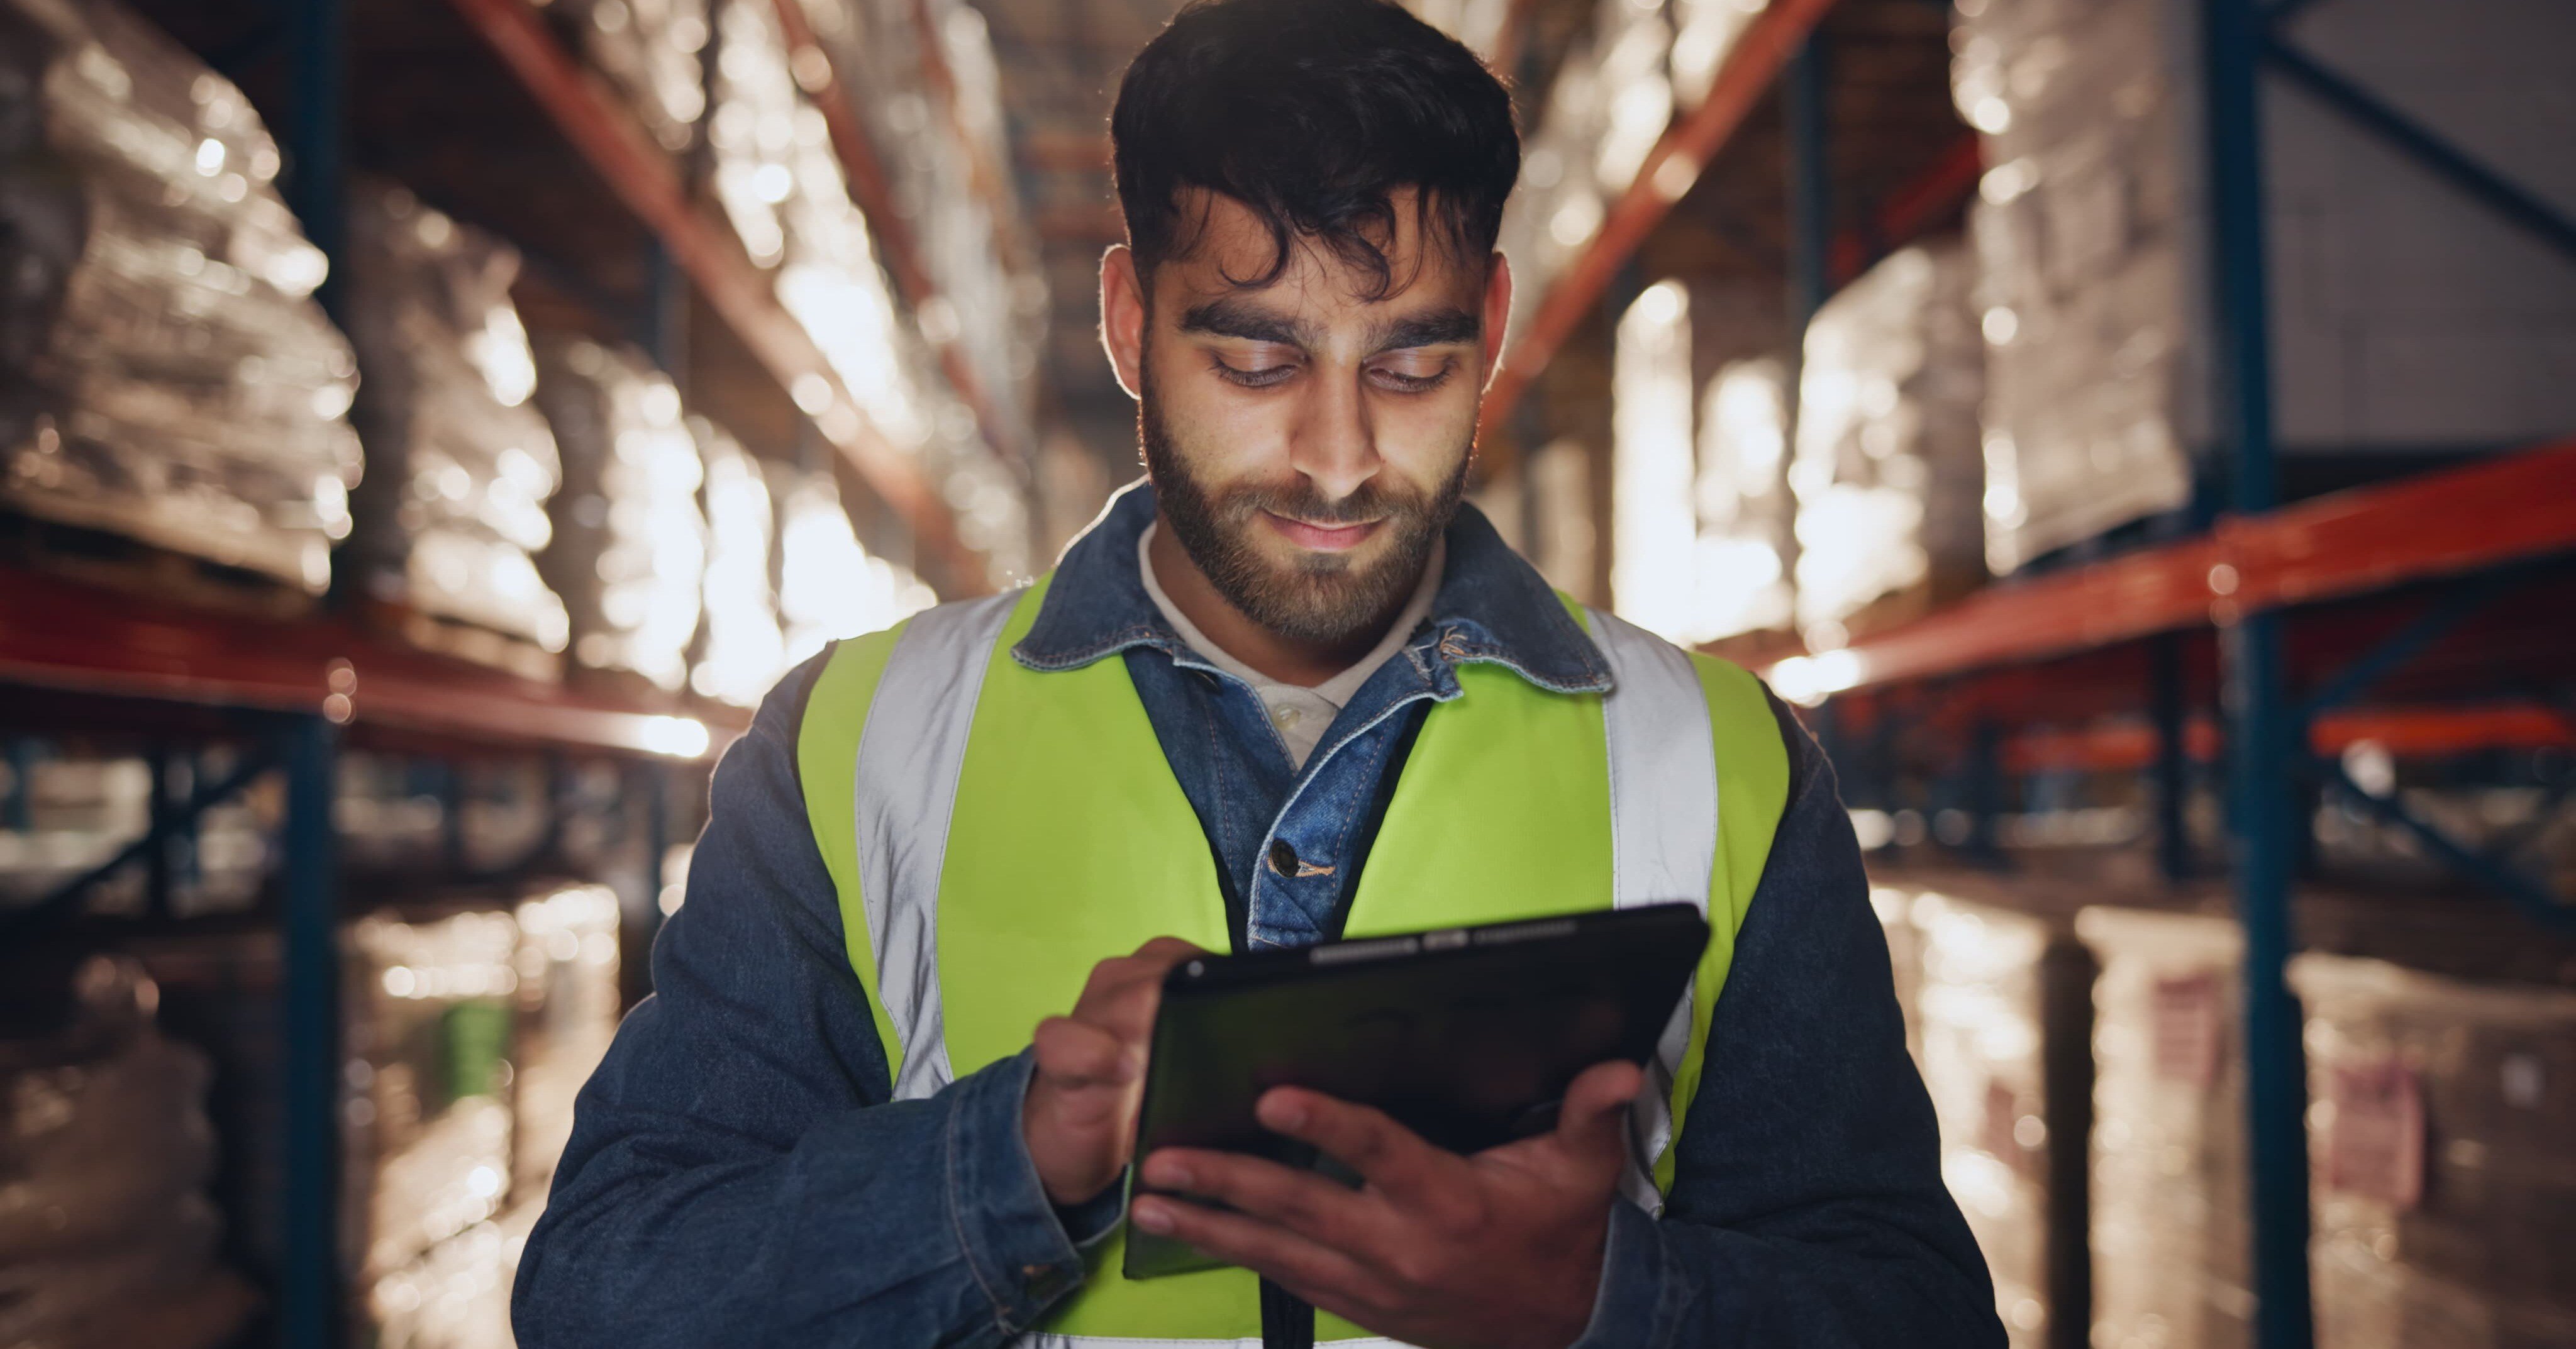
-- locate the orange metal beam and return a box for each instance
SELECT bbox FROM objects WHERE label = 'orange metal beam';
[1767,438,2576,692]
[1479,0,1842,457]
[2006,703,2573,774]
[443,0,990,594]
[0,567,747,759]
[1828,133,1981,284]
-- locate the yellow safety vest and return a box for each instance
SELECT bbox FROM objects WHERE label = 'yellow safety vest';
[796,575,1788,1348]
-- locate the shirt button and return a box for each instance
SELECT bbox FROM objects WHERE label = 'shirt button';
[1272,704,1301,730]
[1269,838,1299,875]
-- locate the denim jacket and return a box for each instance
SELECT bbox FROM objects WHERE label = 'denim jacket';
[513,484,2002,1349]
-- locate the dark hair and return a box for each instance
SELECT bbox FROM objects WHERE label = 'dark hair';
[1110,0,1519,298]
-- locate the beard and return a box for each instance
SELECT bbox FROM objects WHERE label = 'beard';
[1141,375,1470,648]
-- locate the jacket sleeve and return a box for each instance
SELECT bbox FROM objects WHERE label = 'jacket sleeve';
[511,649,1104,1349]
[1572,694,2006,1348]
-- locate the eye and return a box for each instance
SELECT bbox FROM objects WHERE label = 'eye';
[1213,357,1299,389]
[1368,357,1455,394]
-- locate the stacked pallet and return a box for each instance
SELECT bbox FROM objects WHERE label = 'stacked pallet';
[0,0,359,597]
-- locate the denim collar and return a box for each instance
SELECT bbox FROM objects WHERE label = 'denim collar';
[1011,479,1613,696]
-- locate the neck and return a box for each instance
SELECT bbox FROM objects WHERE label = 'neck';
[1146,513,1418,687]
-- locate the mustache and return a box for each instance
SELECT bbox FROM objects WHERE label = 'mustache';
[1209,479,1424,526]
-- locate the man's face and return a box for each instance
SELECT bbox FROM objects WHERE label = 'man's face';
[1101,189,1513,645]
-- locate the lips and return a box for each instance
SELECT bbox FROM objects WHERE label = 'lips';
[1262,511,1384,552]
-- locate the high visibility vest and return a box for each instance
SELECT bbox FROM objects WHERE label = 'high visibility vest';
[794,575,1790,1349]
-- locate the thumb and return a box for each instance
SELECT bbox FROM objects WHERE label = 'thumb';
[1553,1059,1645,1175]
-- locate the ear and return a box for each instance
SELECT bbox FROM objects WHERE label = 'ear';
[1099,244,1148,402]
[1478,250,1515,394]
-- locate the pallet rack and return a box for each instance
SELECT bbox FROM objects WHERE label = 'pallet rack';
[1481,1,2576,1345]
[0,562,742,1349]
[441,0,999,593]
[0,0,1040,1345]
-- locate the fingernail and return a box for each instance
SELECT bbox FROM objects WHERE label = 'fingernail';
[1133,1201,1174,1233]
[1260,1096,1306,1131]
[1149,1159,1194,1190]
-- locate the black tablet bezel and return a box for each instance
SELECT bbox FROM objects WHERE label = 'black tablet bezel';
[1120,902,1709,1280]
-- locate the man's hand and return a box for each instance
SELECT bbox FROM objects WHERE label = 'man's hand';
[1023,936,1206,1207]
[1130,1059,1645,1349]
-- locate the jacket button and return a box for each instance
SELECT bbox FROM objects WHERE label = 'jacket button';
[1268,838,1299,875]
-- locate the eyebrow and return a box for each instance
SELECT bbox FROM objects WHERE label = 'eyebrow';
[1371,308,1482,353]
[1174,298,1484,355]
[1177,297,1313,347]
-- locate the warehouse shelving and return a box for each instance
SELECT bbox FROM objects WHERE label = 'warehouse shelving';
[0,558,736,1349]
[1480,1,2576,1345]
[443,0,996,593]
[1476,0,1840,467]
[761,0,1031,460]
[3,1,1031,1345]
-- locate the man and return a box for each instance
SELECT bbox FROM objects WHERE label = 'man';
[514,1,2001,1345]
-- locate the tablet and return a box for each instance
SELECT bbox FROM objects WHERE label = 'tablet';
[1122,902,1709,1280]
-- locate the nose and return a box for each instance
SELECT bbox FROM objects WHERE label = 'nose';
[1285,363,1381,505]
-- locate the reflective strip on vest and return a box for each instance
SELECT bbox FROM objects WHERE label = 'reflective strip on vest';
[852,596,1724,1150]
[850,590,1020,1101]
[823,585,1770,1349]
[1582,605,1720,1214]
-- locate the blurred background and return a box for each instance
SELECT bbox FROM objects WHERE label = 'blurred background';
[0,0,2570,1346]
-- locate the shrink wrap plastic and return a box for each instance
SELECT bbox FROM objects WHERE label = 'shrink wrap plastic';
[554,0,709,155]
[509,883,623,1195]
[711,0,1030,582]
[1609,286,1794,643]
[0,957,249,1349]
[1958,0,2576,573]
[1497,0,1765,347]
[533,336,707,691]
[1912,893,2090,1349]
[2079,907,2251,1349]
[772,465,934,669]
[345,180,569,651]
[1690,357,1797,641]
[0,0,359,592]
[2290,955,2576,1348]
[690,421,784,706]
[798,0,1044,452]
[350,911,521,1280]
[368,1199,540,1349]
[1792,241,1984,635]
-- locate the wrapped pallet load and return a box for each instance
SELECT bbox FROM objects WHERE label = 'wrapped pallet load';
[345,179,570,666]
[369,884,622,1349]
[806,0,1045,453]
[1791,241,1985,644]
[1957,0,2576,574]
[0,0,360,596]
[2290,955,2576,1348]
[707,0,1030,584]
[553,0,708,155]
[2079,907,2251,1349]
[771,464,934,668]
[1610,284,1797,644]
[533,336,707,693]
[691,421,786,705]
[1913,891,2094,1349]
[509,882,623,1196]
[349,909,522,1287]
[0,955,255,1349]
